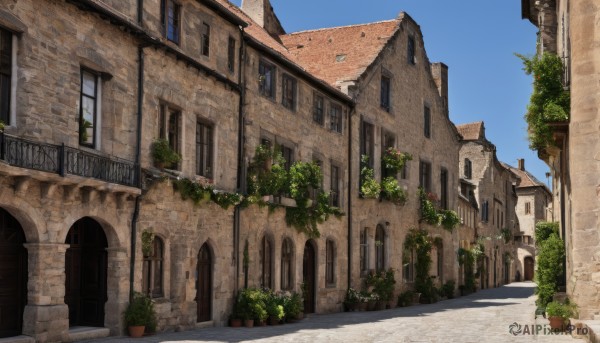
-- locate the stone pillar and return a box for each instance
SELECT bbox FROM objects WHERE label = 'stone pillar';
[105,247,130,335]
[22,243,70,343]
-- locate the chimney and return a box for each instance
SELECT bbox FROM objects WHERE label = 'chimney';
[431,62,449,117]
[241,0,286,37]
[518,159,525,171]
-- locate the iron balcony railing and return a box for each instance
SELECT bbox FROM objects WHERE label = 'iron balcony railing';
[0,132,139,188]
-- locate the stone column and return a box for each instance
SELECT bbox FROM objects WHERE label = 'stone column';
[105,246,130,335]
[22,243,70,343]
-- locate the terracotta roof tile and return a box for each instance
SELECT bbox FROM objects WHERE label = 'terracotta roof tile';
[279,19,400,86]
[456,121,484,141]
[508,165,546,189]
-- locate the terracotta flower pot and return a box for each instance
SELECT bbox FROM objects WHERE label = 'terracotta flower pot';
[548,316,566,331]
[230,318,242,327]
[128,325,145,338]
[244,319,254,328]
[358,302,368,311]
[268,316,280,325]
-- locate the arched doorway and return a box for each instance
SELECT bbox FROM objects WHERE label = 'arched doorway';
[65,217,108,327]
[196,243,212,322]
[303,240,316,314]
[0,208,27,338]
[524,257,535,281]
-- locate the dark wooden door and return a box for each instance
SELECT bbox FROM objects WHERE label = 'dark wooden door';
[0,208,27,338]
[196,243,212,322]
[303,241,316,314]
[65,218,107,327]
[524,257,535,281]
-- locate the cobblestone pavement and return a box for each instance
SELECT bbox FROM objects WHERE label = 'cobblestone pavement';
[87,282,580,343]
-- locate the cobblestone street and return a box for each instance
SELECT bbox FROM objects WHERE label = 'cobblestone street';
[86,282,579,343]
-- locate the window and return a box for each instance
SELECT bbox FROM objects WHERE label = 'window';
[330,165,340,207]
[360,228,368,274]
[419,160,431,192]
[380,75,390,111]
[464,158,472,179]
[407,35,415,65]
[361,121,374,168]
[201,23,210,56]
[375,224,385,272]
[196,121,213,177]
[79,69,99,147]
[382,132,395,178]
[436,243,443,283]
[159,104,181,169]
[281,238,293,290]
[162,0,181,44]
[424,105,431,138]
[278,144,293,171]
[326,240,335,286]
[142,236,164,298]
[282,74,296,110]
[260,236,273,289]
[259,60,276,98]
[525,202,531,215]
[482,200,489,222]
[0,28,11,126]
[329,103,342,133]
[227,37,236,73]
[440,168,448,210]
[313,93,324,125]
[311,158,322,201]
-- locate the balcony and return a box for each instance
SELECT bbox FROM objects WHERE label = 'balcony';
[0,132,139,188]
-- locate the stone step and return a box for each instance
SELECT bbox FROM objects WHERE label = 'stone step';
[0,335,35,343]
[572,320,600,343]
[68,326,111,342]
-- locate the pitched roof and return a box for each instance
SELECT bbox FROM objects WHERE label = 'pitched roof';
[279,19,401,86]
[508,165,547,189]
[456,121,484,141]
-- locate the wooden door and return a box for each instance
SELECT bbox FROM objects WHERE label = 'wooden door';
[196,243,212,322]
[524,257,534,281]
[0,208,27,338]
[65,218,107,327]
[303,241,316,314]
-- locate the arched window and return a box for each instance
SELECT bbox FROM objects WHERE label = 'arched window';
[281,238,293,290]
[326,239,335,286]
[375,225,385,272]
[143,237,164,298]
[261,236,273,289]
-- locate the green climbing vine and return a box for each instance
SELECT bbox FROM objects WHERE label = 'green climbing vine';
[418,188,460,231]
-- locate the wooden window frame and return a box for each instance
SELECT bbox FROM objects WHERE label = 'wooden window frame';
[380,75,391,112]
[329,103,343,133]
[419,160,432,193]
[201,22,210,57]
[325,239,335,287]
[79,68,99,148]
[142,237,164,298]
[281,73,297,111]
[227,36,235,73]
[258,60,276,99]
[360,228,369,276]
[313,93,324,125]
[375,224,385,272]
[159,104,181,170]
[161,0,181,44]
[196,119,214,178]
[330,164,340,207]
[260,236,273,289]
[281,238,293,290]
[0,28,12,126]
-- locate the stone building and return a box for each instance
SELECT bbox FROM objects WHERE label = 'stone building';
[0,0,468,341]
[522,0,600,320]
[456,121,519,288]
[504,159,551,282]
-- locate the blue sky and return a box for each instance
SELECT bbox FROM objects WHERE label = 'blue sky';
[230,0,550,185]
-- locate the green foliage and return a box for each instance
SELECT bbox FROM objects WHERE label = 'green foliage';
[0,120,5,131]
[151,138,181,166]
[344,288,361,304]
[282,292,303,319]
[457,248,476,292]
[284,191,344,238]
[516,52,570,151]
[500,228,512,244]
[365,269,396,302]
[535,221,560,246]
[124,292,156,327]
[546,301,575,319]
[382,147,412,174]
[264,291,285,320]
[536,233,565,307]
[404,228,436,301]
[441,280,456,299]
[360,155,381,198]
[397,290,414,307]
[141,230,155,257]
[288,162,322,200]
[173,178,243,210]
[439,209,460,232]
[236,288,268,321]
[381,176,407,205]
[419,188,440,225]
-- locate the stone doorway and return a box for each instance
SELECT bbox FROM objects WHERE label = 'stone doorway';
[0,208,27,338]
[524,256,534,281]
[196,243,212,322]
[303,240,316,314]
[64,217,108,327]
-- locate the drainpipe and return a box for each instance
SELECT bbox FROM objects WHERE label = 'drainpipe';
[234,26,246,294]
[130,45,145,301]
[347,106,355,290]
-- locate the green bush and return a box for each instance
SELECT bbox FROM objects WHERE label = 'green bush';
[546,301,575,319]
[236,288,267,321]
[124,292,156,327]
[366,269,396,302]
[151,138,181,166]
[282,292,303,319]
[442,280,456,299]
[381,177,407,205]
[397,290,414,307]
[535,233,565,307]
[535,222,559,246]
[264,291,285,320]
[360,155,381,198]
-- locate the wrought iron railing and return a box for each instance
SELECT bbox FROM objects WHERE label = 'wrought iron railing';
[0,132,139,187]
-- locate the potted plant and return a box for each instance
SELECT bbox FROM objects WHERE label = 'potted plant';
[265,292,284,325]
[151,138,181,169]
[546,301,575,331]
[344,288,360,311]
[358,291,370,311]
[397,290,414,307]
[442,280,456,299]
[124,292,156,338]
[283,292,303,322]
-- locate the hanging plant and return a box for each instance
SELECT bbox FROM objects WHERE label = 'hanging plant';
[439,209,460,232]
[173,178,243,210]
[382,147,412,174]
[360,155,380,199]
[381,176,407,205]
[419,188,440,225]
[141,230,155,257]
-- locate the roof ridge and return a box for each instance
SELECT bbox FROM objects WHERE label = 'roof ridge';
[282,18,399,36]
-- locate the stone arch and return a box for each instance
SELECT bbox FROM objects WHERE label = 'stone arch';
[61,213,123,249]
[196,241,213,322]
[0,201,41,243]
[280,236,295,290]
